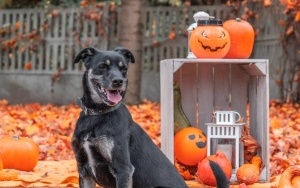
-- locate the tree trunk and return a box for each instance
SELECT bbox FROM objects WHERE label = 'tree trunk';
[119,0,144,104]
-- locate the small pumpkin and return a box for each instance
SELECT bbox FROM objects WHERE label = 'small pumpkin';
[278,165,300,188]
[292,176,300,187]
[197,150,232,186]
[0,135,39,171]
[236,156,262,185]
[223,18,255,59]
[174,127,207,166]
[190,19,230,58]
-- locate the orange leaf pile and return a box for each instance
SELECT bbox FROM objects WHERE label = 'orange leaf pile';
[0,99,299,179]
[0,99,80,161]
[269,100,300,176]
[0,99,161,161]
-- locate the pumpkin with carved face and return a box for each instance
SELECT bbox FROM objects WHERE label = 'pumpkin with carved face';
[174,127,207,166]
[190,19,230,58]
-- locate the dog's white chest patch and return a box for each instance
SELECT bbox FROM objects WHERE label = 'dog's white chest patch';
[82,139,97,177]
[82,135,115,177]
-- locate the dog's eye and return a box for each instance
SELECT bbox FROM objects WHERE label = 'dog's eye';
[121,67,128,72]
[98,64,107,70]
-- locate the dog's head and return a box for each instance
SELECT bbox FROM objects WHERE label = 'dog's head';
[74,47,135,107]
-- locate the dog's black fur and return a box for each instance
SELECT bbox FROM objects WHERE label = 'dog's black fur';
[209,160,230,188]
[71,47,188,188]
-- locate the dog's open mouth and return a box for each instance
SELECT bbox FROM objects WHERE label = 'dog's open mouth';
[94,82,123,105]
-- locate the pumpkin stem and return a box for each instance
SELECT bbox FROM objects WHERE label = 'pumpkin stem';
[12,135,20,140]
[235,18,242,22]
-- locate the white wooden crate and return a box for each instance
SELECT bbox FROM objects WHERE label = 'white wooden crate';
[160,58,270,182]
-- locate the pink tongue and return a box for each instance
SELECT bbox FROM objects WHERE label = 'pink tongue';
[107,90,122,104]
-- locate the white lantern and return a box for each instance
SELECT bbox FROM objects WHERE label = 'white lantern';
[206,110,245,181]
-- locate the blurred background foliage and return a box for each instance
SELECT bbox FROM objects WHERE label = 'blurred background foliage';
[0,0,226,9]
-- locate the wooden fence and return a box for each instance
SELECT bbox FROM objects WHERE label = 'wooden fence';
[0,5,235,73]
[0,7,109,74]
[0,3,290,103]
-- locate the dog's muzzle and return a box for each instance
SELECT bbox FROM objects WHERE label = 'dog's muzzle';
[93,81,124,105]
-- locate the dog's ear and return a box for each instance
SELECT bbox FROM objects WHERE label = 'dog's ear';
[74,47,99,67]
[113,47,135,64]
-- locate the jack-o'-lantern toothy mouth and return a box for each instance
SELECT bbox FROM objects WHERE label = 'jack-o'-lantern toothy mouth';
[198,40,228,52]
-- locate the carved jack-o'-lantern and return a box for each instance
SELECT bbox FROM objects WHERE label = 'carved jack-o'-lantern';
[174,127,207,166]
[190,19,230,58]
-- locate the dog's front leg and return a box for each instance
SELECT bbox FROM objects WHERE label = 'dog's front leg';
[76,160,97,188]
[110,142,135,188]
[110,164,134,188]
[72,137,97,188]
[79,175,96,188]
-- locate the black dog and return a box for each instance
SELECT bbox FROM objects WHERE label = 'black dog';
[71,47,188,188]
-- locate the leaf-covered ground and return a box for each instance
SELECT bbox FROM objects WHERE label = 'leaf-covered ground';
[0,99,299,177]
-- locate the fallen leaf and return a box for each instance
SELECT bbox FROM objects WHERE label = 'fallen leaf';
[286,25,294,36]
[0,170,19,181]
[60,175,79,184]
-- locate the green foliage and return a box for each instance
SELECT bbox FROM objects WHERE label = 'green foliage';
[0,0,12,9]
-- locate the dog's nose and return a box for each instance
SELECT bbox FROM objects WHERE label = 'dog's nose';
[112,79,123,87]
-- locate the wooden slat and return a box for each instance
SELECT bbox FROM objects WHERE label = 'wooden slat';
[53,43,58,70]
[16,11,24,70]
[214,64,230,110]
[197,64,214,131]
[45,44,51,71]
[160,59,175,163]
[61,11,67,38]
[249,60,270,181]
[37,11,44,71]
[31,12,38,69]
[3,50,9,70]
[231,65,248,119]
[179,63,198,127]
[60,44,66,71]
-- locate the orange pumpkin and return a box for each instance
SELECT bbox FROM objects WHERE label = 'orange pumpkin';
[292,176,300,187]
[197,151,232,186]
[0,135,39,171]
[0,156,3,171]
[190,19,230,58]
[223,18,255,58]
[278,165,300,188]
[236,156,262,185]
[174,127,207,166]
